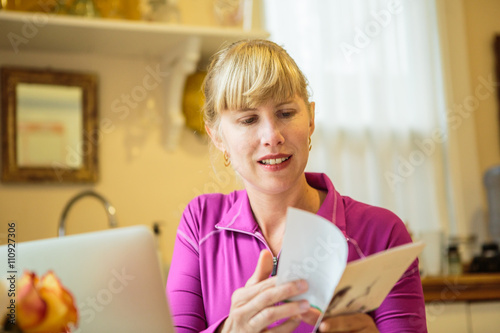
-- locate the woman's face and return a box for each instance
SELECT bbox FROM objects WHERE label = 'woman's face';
[212,95,315,196]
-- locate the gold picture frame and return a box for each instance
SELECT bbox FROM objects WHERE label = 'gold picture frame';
[1,67,98,183]
[495,35,500,150]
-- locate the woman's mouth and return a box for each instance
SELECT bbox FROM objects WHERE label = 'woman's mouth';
[258,156,291,165]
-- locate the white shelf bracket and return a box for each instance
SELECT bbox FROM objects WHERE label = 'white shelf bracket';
[161,36,201,150]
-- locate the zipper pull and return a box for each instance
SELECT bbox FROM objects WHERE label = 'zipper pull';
[271,256,278,276]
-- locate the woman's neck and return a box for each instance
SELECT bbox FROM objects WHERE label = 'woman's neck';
[245,174,326,256]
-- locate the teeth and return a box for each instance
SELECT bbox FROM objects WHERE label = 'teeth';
[260,157,290,165]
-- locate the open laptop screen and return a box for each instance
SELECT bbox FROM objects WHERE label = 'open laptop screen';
[0,225,175,333]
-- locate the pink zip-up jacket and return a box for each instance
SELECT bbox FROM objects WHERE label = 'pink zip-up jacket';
[167,173,427,332]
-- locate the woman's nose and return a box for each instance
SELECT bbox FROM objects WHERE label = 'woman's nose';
[260,118,285,147]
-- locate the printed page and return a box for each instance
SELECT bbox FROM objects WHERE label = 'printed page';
[275,207,348,312]
[324,241,425,317]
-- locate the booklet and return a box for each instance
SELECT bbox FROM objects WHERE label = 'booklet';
[275,207,424,326]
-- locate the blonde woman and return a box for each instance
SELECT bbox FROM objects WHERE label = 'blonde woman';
[167,40,427,333]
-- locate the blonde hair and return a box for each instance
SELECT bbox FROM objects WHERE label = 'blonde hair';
[202,39,311,131]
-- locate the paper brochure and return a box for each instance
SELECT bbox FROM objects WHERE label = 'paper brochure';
[276,207,425,319]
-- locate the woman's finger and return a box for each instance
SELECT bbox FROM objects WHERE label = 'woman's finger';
[225,249,313,332]
[265,315,302,333]
[299,307,322,326]
[230,276,277,309]
[229,250,276,310]
[238,278,308,322]
[252,279,308,309]
[247,299,311,332]
[319,313,379,332]
[245,250,274,287]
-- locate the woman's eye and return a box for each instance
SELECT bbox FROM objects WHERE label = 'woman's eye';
[279,110,295,118]
[240,117,257,125]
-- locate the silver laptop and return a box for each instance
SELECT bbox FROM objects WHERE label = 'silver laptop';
[0,225,175,333]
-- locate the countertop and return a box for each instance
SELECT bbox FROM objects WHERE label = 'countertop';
[421,273,500,302]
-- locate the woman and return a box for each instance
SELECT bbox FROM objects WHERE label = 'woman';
[167,39,427,333]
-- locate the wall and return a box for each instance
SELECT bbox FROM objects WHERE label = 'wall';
[0,50,241,274]
[463,0,500,201]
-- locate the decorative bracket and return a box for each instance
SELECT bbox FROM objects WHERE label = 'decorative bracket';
[161,36,201,150]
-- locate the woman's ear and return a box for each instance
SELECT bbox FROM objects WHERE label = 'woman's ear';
[309,101,316,136]
[205,125,225,152]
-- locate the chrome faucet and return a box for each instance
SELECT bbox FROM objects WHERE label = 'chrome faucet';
[58,190,118,237]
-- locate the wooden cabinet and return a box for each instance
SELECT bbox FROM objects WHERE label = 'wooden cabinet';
[422,274,500,333]
[422,274,500,302]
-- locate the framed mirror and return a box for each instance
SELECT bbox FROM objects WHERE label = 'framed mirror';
[1,67,98,183]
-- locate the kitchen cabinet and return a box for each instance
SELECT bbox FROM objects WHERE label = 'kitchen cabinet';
[426,302,470,333]
[469,301,500,333]
[422,274,500,332]
[426,301,500,333]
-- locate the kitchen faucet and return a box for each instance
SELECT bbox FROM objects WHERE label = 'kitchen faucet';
[58,190,118,237]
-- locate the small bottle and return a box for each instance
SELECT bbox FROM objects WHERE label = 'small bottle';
[447,244,462,275]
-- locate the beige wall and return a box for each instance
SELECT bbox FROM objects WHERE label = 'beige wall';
[0,50,241,274]
[464,0,500,187]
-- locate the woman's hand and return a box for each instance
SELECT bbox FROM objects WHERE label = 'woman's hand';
[218,250,311,333]
[301,310,379,333]
[317,313,379,332]
[301,308,379,333]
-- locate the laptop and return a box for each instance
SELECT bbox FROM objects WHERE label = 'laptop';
[0,225,175,333]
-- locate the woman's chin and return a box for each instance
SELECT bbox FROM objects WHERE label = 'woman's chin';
[249,178,300,196]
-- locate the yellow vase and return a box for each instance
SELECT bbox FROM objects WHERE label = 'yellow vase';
[183,72,207,135]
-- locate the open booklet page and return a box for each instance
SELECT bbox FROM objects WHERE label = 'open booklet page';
[276,207,348,312]
[324,241,425,317]
[276,207,424,321]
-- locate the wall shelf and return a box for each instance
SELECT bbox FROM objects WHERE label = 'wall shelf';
[0,10,269,150]
[0,10,269,61]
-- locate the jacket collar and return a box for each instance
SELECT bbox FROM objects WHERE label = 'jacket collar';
[215,190,260,233]
[308,172,347,237]
[215,172,346,236]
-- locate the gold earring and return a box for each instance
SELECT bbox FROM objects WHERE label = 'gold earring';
[223,150,231,167]
[308,137,312,151]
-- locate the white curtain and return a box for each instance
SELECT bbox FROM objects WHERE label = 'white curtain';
[263,0,452,235]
